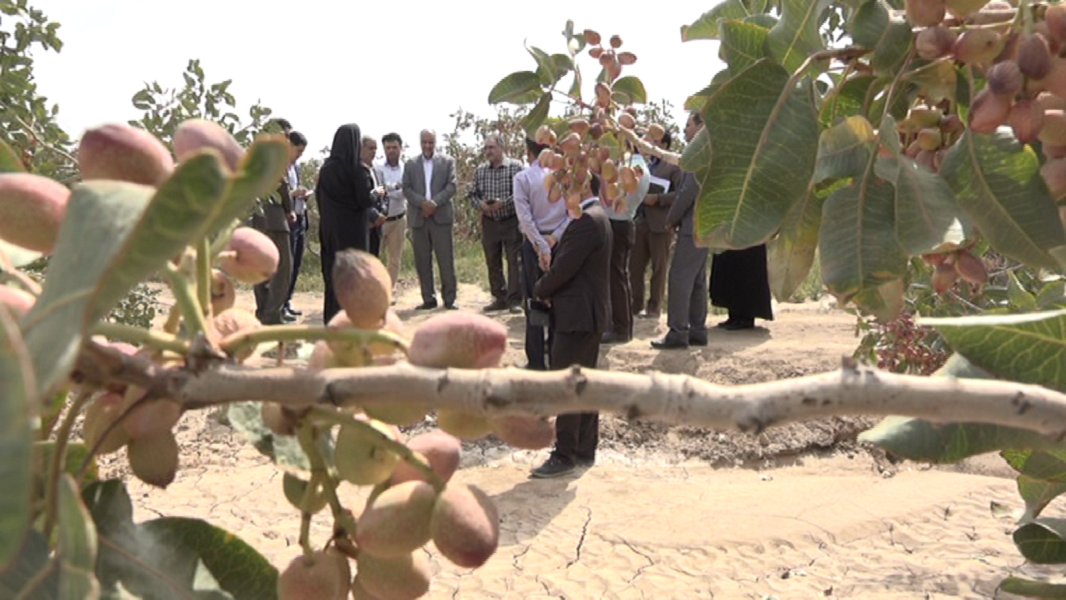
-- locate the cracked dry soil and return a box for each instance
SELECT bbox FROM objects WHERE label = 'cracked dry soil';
[97,283,1051,599]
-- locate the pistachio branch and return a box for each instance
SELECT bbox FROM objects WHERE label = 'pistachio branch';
[296,424,357,539]
[613,125,682,166]
[156,360,1066,440]
[1,106,79,166]
[219,324,409,359]
[43,386,94,539]
[91,322,190,354]
[196,237,212,318]
[163,262,208,336]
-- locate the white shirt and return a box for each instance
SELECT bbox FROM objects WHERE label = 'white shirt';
[377,161,406,217]
[287,164,306,214]
[422,155,434,201]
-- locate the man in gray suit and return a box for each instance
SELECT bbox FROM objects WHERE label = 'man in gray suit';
[403,129,459,309]
[652,112,709,349]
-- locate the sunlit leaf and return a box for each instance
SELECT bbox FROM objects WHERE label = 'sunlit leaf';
[681,0,770,41]
[611,76,647,105]
[1017,475,1066,521]
[1015,518,1066,564]
[850,0,912,73]
[941,130,1066,270]
[522,93,552,138]
[692,59,820,249]
[923,309,1066,393]
[488,71,544,105]
[718,19,771,73]
[767,182,829,301]
[766,0,832,74]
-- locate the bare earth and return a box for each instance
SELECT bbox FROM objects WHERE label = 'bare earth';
[95,281,1057,599]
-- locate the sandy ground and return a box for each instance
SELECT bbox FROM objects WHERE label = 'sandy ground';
[93,279,1060,599]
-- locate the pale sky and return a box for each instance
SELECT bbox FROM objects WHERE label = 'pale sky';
[32,1,723,161]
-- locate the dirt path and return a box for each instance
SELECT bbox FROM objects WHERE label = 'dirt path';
[96,281,1045,598]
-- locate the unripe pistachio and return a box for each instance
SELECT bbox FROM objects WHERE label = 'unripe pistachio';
[953,28,1004,66]
[986,60,1023,97]
[609,34,623,49]
[1009,98,1044,143]
[1045,3,1066,48]
[1018,33,1052,80]
[1041,158,1066,200]
[618,51,637,65]
[916,25,957,60]
[0,285,35,319]
[538,148,554,169]
[905,0,946,26]
[583,29,602,46]
[173,119,244,172]
[945,0,990,19]
[78,124,175,186]
[218,227,280,284]
[968,88,1012,133]
[1039,110,1066,146]
[0,173,70,254]
[569,118,590,137]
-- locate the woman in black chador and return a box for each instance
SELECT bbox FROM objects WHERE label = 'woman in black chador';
[709,245,774,330]
[317,123,374,323]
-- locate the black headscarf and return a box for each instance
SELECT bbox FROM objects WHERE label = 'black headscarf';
[316,123,369,210]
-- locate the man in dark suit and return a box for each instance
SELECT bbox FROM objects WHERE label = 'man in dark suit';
[631,130,684,319]
[252,131,302,325]
[652,113,709,349]
[403,129,459,309]
[530,179,613,478]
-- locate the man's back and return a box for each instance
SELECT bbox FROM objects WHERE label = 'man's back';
[534,201,612,333]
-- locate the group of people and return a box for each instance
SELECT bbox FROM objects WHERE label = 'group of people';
[249,113,774,480]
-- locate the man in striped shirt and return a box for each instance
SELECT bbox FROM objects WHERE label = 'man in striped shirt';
[471,134,525,312]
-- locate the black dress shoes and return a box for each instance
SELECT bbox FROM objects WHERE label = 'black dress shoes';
[415,300,438,310]
[444,303,458,310]
[722,318,755,331]
[483,300,508,312]
[651,336,688,349]
[530,455,576,478]
[688,334,708,346]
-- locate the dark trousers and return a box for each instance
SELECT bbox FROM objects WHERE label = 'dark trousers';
[285,213,307,307]
[482,215,523,306]
[609,219,635,338]
[551,330,601,462]
[253,228,292,325]
[630,218,672,316]
[410,220,457,306]
[369,223,382,257]
[520,239,552,370]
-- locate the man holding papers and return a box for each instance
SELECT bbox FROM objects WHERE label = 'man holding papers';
[631,130,684,320]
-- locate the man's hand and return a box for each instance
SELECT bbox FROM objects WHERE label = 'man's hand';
[374,186,387,197]
[292,187,309,199]
[544,234,557,249]
[287,212,297,224]
[421,200,437,217]
[538,252,551,273]
[644,193,659,206]
[478,200,493,213]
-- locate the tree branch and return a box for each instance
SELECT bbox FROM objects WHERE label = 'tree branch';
[160,360,1066,440]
